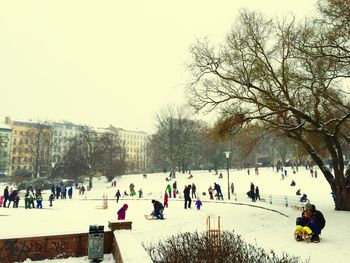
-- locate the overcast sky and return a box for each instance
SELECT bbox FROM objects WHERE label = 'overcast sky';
[0,0,317,133]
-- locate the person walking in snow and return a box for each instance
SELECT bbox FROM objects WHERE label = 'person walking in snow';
[166,184,172,198]
[117,204,128,220]
[3,186,9,208]
[36,193,43,208]
[231,182,235,194]
[164,191,169,208]
[214,183,223,200]
[250,182,255,202]
[208,186,214,200]
[115,190,121,203]
[138,188,143,198]
[255,186,261,201]
[49,193,54,207]
[68,186,73,199]
[191,183,197,199]
[195,197,202,210]
[183,185,192,209]
[172,181,177,198]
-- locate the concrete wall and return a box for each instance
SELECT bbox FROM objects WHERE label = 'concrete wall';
[0,221,132,263]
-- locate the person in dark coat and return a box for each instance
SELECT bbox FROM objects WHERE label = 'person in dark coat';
[255,186,261,201]
[296,203,325,242]
[68,186,73,199]
[172,181,177,198]
[151,199,164,219]
[214,183,223,200]
[191,183,197,199]
[115,190,121,203]
[7,190,18,208]
[49,193,54,207]
[183,185,192,209]
[250,183,255,202]
[3,186,9,208]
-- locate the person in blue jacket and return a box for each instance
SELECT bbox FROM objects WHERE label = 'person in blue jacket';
[214,183,223,200]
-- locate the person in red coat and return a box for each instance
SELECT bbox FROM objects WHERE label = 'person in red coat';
[164,191,169,208]
[117,204,128,220]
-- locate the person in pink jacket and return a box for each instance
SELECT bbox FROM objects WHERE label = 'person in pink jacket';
[117,204,128,220]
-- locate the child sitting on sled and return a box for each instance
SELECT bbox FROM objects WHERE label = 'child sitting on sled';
[295,202,323,242]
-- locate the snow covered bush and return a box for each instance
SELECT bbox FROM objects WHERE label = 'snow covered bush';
[143,231,309,263]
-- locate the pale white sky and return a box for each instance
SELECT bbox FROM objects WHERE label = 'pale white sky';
[0,0,317,133]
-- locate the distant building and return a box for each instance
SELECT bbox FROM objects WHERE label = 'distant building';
[107,125,148,173]
[5,117,52,177]
[51,121,83,164]
[0,123,12,177]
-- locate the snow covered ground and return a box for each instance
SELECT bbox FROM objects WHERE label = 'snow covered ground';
[1,166,349,263]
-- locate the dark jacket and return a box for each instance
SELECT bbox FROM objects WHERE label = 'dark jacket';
[183,186,191,198]
[4,187,9,198]
[153,200,164,212]
[311,205,326,230]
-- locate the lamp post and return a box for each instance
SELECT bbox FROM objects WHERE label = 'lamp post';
[223,151,231,200]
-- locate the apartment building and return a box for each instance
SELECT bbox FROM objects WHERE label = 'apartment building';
[0,123,12,177]
[5,118,53,177]
[51,121,83,164]
[107,125,148,173]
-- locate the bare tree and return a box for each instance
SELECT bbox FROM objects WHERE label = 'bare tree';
[150,105,204,178]
[26,124,53,178]
[53,126,127,185]
[188,9,350,210]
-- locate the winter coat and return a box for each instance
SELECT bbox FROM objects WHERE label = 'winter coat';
[4,187,9,198]
[153,200,164,212]
[117,204,128,220]
[311,208,326,230]
[183,186,191,198]
[195,200,202,208]
[164,192,169,207]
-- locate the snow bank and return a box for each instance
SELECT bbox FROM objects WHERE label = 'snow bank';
[114,230,153,263]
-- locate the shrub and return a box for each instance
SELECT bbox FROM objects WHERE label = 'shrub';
[143,231,309,263]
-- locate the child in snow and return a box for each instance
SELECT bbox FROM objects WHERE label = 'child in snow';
[49,193,54,207]
[195,198,202,210]
[36,193,43,208]
[164,191,169,208]
[0,195,4,207]
[117,204,128,220]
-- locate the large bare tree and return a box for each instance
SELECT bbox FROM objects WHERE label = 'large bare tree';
[150,105,204,177]
[188,8,350,210]
[26,124,53,178]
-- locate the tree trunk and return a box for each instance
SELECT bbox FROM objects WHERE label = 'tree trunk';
[89,176,93,189]
[335,187,350,210]
[301,138,350,211]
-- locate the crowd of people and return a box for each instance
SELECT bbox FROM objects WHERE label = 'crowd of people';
[0,181,90,209]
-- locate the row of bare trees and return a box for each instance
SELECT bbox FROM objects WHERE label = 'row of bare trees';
[6,124,126,187]
[52,126,127,186]
[187,0,350,210]
[147,105,305,178]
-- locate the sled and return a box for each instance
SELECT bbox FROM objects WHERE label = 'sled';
[294,226,314,242]
[144,214,165,220]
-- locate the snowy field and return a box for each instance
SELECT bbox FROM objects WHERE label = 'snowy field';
[1,166,349,263]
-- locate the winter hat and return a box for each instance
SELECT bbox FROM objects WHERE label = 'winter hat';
[123,204,128,209]
[305,202,312,210]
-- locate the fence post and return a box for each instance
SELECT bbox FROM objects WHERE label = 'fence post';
[269,194,272,205]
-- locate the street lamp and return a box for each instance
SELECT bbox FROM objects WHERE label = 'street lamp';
[223,151,231,200]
